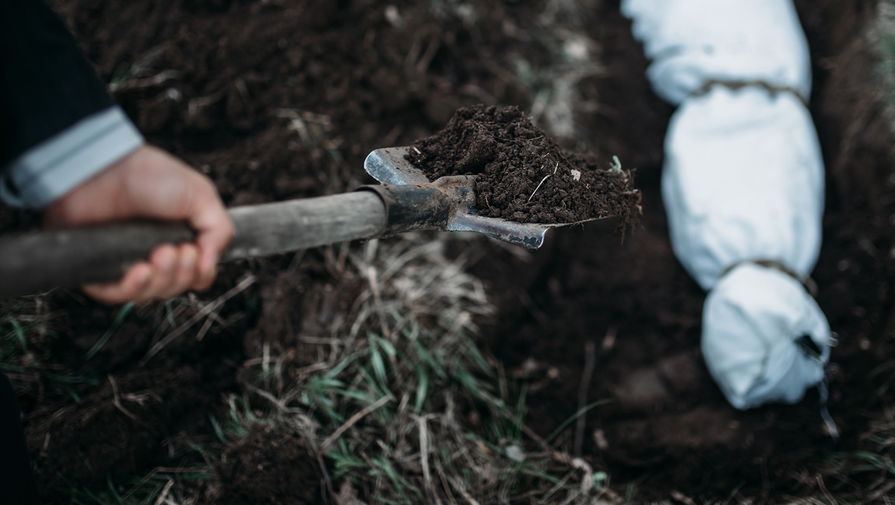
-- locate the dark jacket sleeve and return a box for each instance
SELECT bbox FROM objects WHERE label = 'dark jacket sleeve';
[1,0,143,208]
[1,0,114,165]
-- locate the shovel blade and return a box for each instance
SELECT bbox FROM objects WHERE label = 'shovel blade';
[447,214,549,249]
[364,147,429,185]
[365,146,569,249]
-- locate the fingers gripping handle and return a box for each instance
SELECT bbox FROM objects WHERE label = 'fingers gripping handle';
[0,191,386,298]
[0,222,194,297]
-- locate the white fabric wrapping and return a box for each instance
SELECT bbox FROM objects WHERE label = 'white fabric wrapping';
[704,264,831,409]
[663,86,824,288]
[621,0,832,408]
[621,0,812,105]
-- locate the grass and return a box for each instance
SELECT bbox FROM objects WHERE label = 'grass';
[66,466,213,505]
[68,477,172,505]
[59,428,216,505]
[871,0,895,151]
[1,298,54,361]
[0,297,102,402]
[817,406,895,502]
[814,4,895,500]
[0,293,235,504]
[222,234,618,504]
[85,303,135,360]
[874,1,895,103]
[28,234,615,504]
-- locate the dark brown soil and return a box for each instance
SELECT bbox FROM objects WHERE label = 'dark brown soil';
[407,104,641,224]
[213,425,322,505]
[25,364,220,489]
[8,285,250,496]
[0,0,891,503]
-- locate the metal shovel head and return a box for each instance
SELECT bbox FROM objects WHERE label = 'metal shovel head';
[364,147,599,249]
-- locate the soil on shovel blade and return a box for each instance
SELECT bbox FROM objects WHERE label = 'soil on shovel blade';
[407,105,641,225]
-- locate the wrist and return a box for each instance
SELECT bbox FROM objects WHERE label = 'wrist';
[3,107,144,209]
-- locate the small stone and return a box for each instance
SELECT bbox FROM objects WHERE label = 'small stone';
[505,444,525,462]
[384,5,403,27]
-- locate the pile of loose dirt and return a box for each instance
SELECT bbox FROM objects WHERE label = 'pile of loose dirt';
[213,426,322,505]
[407,105,641,225]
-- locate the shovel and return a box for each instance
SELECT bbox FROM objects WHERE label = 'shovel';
[0,147,589,298]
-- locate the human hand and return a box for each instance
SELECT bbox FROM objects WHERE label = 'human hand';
[43,145,234,304]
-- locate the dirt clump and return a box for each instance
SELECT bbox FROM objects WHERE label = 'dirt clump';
[25,365,215,491]
[407,105,641,225]
[213,425,322,505]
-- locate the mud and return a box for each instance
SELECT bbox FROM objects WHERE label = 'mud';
[407,105,641,224]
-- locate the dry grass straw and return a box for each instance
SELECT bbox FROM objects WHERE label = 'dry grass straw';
[874,0,895,129]
[805,405,895,503]
[235,234,618,505]
[0,296,100,404]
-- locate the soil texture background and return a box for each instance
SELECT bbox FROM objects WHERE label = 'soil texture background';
[0,0,893,503]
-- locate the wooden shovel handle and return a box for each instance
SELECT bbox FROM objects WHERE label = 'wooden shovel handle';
[0,191,386,298]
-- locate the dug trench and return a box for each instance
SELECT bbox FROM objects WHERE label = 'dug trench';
[476,1,895,501]
[478,1,895,500]
[0,0,891,503]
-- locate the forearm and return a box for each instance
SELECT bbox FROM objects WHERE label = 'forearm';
[0,0,143,208]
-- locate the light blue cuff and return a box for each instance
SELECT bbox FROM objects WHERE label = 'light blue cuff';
[1,107,144,208]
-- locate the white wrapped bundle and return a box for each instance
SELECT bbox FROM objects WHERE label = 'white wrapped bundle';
[623,0,811,105]
[621,0,832,408]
